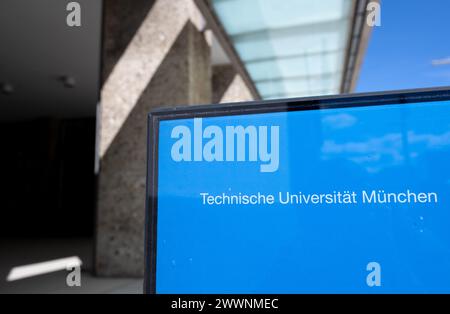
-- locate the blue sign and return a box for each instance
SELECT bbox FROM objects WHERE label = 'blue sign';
[146,90,450,293]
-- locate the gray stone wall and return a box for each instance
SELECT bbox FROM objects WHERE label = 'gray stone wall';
[96,0,211,277]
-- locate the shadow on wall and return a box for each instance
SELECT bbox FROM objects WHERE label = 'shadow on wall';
[212,65,237,103]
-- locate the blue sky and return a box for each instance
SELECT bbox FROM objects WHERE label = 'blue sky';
[357,0,450,92]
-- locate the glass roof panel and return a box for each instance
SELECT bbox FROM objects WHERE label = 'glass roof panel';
[211,0,354,99]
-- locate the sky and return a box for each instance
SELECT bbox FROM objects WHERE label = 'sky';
[357,0,450,93]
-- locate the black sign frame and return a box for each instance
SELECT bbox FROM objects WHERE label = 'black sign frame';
[144,87,450,294]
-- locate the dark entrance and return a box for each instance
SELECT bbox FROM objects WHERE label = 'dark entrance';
[0,118,96,237]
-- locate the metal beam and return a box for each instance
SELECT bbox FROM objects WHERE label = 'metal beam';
[245,49,342,65]
[254,71,340,84]
[340,0,377,93]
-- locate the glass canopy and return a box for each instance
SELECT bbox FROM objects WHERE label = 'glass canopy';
[211,0,354,99]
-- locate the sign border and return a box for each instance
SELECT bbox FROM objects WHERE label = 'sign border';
[144,87,450,294]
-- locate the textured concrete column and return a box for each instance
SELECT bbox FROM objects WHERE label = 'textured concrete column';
[96,0,211,277]
[212,64,254,104]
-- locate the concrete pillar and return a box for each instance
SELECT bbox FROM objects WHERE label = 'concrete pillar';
[212,64,254,104]
[96,0,211,277]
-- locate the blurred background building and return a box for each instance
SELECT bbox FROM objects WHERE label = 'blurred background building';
[1,0,449,293]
